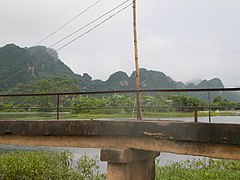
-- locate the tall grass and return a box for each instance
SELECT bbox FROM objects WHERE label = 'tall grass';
[156,159,240,179]
[1,151,240,179]
[0,151,106,180]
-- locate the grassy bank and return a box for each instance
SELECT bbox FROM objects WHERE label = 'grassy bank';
[1,151,240,179]
[0,151,106,180]
[156,159,240,179]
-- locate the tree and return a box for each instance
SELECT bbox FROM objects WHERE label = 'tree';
[168,95,205,112]
[71,96,103,114]
[141,95,164,112]
[212,96,236,110]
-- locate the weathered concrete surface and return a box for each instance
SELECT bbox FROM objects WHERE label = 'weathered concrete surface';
[0,120,240,160]
[101,148,160,163]
[1,135,240,160]
[101,148,159,180]
[0,120,240,144]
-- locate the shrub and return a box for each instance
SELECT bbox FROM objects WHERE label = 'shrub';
[155,159,240,179]
[0,151,106,180]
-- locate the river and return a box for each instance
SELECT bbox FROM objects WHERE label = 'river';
[0,116,239,173]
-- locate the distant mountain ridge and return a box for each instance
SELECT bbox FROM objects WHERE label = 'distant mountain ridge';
[0,44,77,91]
[93,69,224,91]
[1,44,238,101]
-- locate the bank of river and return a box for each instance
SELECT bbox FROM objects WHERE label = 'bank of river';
[0,116,239,173]
[0,145,208,173]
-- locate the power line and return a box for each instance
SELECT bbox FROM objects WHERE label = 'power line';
[48,0,131,49]
[0,67,28,84]
[0,1,132,83]
[56,2,133,52]
[34,0,102,46]
[0,1,103,84]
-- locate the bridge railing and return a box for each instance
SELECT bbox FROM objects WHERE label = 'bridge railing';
[0,88,240,121]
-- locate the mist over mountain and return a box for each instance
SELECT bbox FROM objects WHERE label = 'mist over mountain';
[1,44,238,101]
[186,79,203,86]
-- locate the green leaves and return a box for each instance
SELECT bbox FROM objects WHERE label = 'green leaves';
[168,95,205,112]
[76,155,106,180]
[0,151,106,180]
[156,159,240,179]
[71,94,134,114]
[212,96,238,110]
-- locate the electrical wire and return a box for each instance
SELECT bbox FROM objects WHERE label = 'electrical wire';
[0,67,28,84]
[34,0,102,46]
[56,2,132,52]
[0,1,132,83]
[48,0,131,49]
[0,1,103,84]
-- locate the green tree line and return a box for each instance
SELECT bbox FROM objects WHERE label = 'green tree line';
[1,76,239,114]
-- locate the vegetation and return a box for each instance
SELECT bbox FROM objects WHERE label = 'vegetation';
[167,95,205,112]
[0,43,240,116]
[1,77,80,112]
[1,92,240,120]
[71,94,240,115]
[71,94,133,114]
[0,43,223,93]
[0,150,240,179]
[0,151,106,180]
[212,96,238,110]
[156,159,240,179]
[0,44,77,92]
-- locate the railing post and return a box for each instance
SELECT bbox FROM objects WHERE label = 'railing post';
[194,107,198,123]
[208,92,211,123]
[208,110,211,123]
[57,94,60,120]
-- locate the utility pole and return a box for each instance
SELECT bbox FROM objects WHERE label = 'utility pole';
[133,0,142,120]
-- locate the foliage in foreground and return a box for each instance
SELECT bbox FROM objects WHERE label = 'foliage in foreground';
[156,159,240,179]
[1,151,240,179]
[0,151,106,180]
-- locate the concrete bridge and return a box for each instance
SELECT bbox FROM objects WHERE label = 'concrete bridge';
[0,119,240,179]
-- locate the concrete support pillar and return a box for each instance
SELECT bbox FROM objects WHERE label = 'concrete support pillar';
[100,148,160,180]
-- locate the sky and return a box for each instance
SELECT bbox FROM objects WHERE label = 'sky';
[1,0,240,87]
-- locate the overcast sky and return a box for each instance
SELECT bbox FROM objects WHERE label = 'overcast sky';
[1,0,240,87]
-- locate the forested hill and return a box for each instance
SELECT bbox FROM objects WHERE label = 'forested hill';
[0,44,78,91]
[0,44,227,95]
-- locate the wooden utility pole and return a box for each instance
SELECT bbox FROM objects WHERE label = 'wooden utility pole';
[133,0,142,120]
